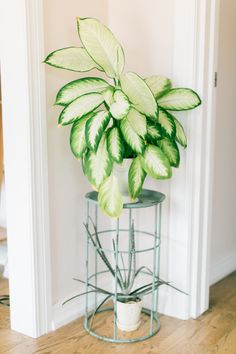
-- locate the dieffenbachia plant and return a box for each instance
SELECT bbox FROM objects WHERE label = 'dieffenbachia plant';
[44,17,201,218]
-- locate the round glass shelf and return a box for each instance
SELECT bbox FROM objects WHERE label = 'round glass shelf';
[85,189,166,209]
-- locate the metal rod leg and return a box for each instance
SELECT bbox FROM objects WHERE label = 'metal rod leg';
[85,200,90,328]
[150,204,158,334]
[113,218,119,339]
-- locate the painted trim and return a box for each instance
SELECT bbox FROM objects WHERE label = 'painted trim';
[188,0,220,319]
[167,0,220,320]
[0,0,52,337]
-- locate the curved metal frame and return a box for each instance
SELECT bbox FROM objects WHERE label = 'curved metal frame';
[83,189,165,343]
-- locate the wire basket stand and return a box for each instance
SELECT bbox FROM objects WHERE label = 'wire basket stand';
[84,189,165,343]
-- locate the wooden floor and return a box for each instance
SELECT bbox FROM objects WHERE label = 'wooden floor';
[0,272,236,353]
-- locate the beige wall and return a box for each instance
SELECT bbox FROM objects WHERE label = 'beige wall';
[210,0,236,284]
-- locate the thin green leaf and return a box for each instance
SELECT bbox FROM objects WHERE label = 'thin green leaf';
[84,134,112,188]
[107,127,124,163]
[44,46,102,72]
[58,93,104,126]
[85,111,110,152]
[158,138,180,167]
[120,109,146,154]
[145,75,171,99]
[120,72,158,118]
[70,113,91,158]
[109,90,130,120]
[77,17,125,78]
[173,117,187,148]
[141,145,172,179]
[147,121,162,143]
[128,156,146,199]
[98,174,123,218]
[55,77,110,106]
[157,88,201,111]
[102,86,115,107]
[158,108,176,139]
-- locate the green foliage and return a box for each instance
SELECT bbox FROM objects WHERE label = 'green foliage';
[45,17,201,217]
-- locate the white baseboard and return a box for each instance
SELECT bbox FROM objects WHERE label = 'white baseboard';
[52,297,84,331]
[210,251,236,286]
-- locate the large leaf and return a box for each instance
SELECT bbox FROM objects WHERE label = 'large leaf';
[147,121,162,143]
[98,174,123,218]
[58,93,104,125]
[145,75,171,99]
[55,77,110,106]
[44,47,101,72]
[107,127,124,163]
[158,108,176,139]
[77,17,125,79]
[128,156,146,199]
[141,145,172,179]
[158,138,180,167]
[102,86,115,107]
[85,110,110,152]
[84,135,112,188]
[173,117,187,148]
[109,90,130,120]
[70,114,91,158]
[120,72,158,118]
[157,88,201,111]
[120,109,146,154]
[127,108,147,137]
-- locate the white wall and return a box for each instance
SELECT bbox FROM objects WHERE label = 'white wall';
[210,0,236,285]
[43,0,108,313]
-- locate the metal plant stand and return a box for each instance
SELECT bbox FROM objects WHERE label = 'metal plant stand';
[84,189,165,343]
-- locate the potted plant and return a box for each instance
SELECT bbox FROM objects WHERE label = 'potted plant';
[63,219,184,332]
[44,17,201,218]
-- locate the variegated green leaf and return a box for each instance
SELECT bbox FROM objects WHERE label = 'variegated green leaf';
[84,135,112,188]
[77,17,125,79]
[158,108,176,139]
[145,75,171,99]
[127,108,147,137]
[128,156,146,199]
[173,117,187,148]
[102,86,115,106]
[147,121,162,142]
[85,110,110,152]
[98,174,123,218]
[120,109,146,154]
[70,114,91,158]
[109,90,130,120]
[157,88,201,111]
[44,47,101,72]
[141,145,172,179]
[158,138,180,167]
[120,72,158,118]
[55,77,110,106]
[58,93,104,125]
[107,127,124,163]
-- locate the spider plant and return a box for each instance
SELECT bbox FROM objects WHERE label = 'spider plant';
[44,17,201,218]
[63,218,185,324]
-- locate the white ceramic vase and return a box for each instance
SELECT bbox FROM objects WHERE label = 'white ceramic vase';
[113,158,138,204]
[116,298,143,331]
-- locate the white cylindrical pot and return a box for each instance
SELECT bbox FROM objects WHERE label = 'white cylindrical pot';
[116,299,143,331]
[113,159,138,204]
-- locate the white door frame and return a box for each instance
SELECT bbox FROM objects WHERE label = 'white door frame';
[0,0,52,337]
[186,0,220,318]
